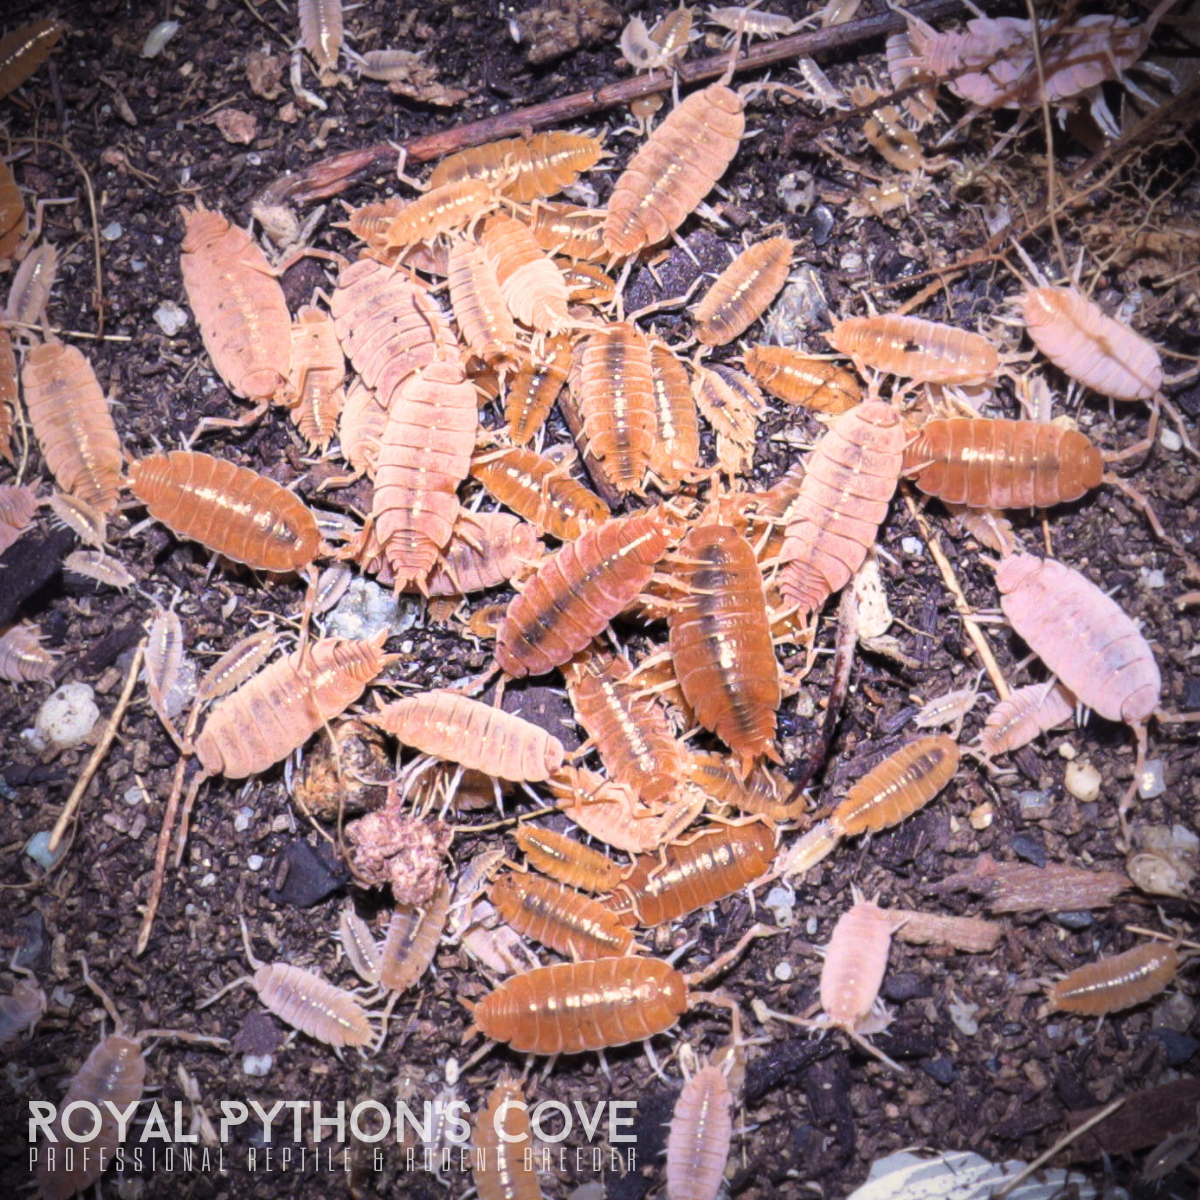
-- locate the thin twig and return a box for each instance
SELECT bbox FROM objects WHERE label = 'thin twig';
[256,0,965,206]
[48,641,146,853]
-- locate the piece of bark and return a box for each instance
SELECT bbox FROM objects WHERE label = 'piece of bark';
[932,854,1129,913]
[1066,1078,1200,1161]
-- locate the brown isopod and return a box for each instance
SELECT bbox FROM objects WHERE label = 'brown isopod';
[557,257,616,304]
[0,19,64,102]
[831,735,960,838]
[777,400,906,615]
[288,305,346,450]
[694,236,793,346]
[904,417,1103,508]
[522,201,607,262]
[0,621,56,682]
[127,450,321,573]
[7,241,57,328]
[430,131,604,203]
[0,483,37,553]
[21,341,123,516]
[195,632,393,779]
[481,213,572,334]
[575,322,658,495]
[825,315,999,385]
[668,520,780,774]
[471,445,610,542]
[0,158,26,262]
[650,339,701,489]
[1022,285,1163,401]
[1048,942,1180,1016]
[372,357,478,590]
[472,1077,541,1200]
[378,876,452,992]
[604,80,745,258]
[743,346,861,414]
[370,690,565,782]
[381,179,497,249]
[490,871,637,958]
[179,206,293,407]
[565,647,685,806]
[685,752,806,821]
[977,679,1076,758]
[495,508,676,677]
[692,363,762,477]
[615,820,776,927]
[448,237,523,371]
[514,824,624,893]
[505,334,573,445]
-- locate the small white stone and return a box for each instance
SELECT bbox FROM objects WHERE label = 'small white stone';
[153,301,189,336]
[764,885,794,910]
[199,872,217,888]
[25,832,67,870]
[949,997,979,1036]
[1064,759,1102,803]
[1160,426,1182,453]
[123,786,143,806]
[1138,758,1165,799]
[840,251,863,272]
[242,1054,273,1077]
[1142,568,1166,590]
[233,807,255,833]
[247,854,264,871]
[901,537,923,557]
[806,916,819,936]
[773,961,795,982]
[1058,742,1077,760]
[33,683,100,751]
[101,221,122,241]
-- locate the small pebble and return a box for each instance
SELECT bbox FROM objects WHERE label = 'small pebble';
[949,998,979,1036]
[199,872,217,889]
[1057,742,1076,760]
[242,1054,273,1077]
[1141,567,1166,590]
[1010,832,1046,867]
[234,807,255,833]
[142,19,180,57]
[29,683,100,751]
[130,258,146,272]
[247,854,264,871]
[1152,991,1196,1034]
[968,801,993,831]
[325,578,419,642]
[764,885,794,911]
[776,171,813,214]
[25,832,67,870]
[773,961,794,982]
[809,204,834,246]
[839,250,863,272]
[1054,910,1093,931]
[1063,759,1101,803]
[154,301,189,336]
[1159,426,1182,453]
[1017,790,1055,821]
[1153,1029,1198,1067]
[122,786,143,806]
[101,221,122,241]
[1138,758,1165,799]
[921,1057,956,1086]
[901,536,923,557]
[806,916,819,936]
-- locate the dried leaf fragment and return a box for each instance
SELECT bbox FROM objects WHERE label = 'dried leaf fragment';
[214,109,258,145]
[933,853,1129,914]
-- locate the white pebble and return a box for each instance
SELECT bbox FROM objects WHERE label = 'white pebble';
[949,997,979,1036]
[1064,759,1102,803]
[247,854,264,871]
[773,961,795,982]
[1159,426,1182,453]
[154,301,189,336]
[806,916,819,936]
[101,222,122,241]
[31,683,100,751]
[764,885,794,910]
[25,831,67,870]
[901,537,923,557]
[242,1054,273,1077]
[123,786,143,806]
[142,20,180,58]
[1138,758,1165,799]
[839,251,863,272]
[199,872,217,889]
[1141,568,1166,590]
[234,807,254,833]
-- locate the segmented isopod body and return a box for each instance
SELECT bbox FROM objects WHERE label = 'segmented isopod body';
[253,962,372,1046]
[565,648,684,805]
[505,334,573,445]
[420,512,541,596]
[496,509,674,677]
[777,401,906,615]
[666,1062,734,1200]
[604,82,745,258]
[523,201,607,262]
[127,451,320,572]
[831,736,959,837]
[481,214,572,334]
[668,521,779,774]
[995,554,1160,724]
[331,258,453,402]
[885,30,939,124]
[36,1034,145,1200]
[289,305,345,450]
[0,976,44,1046]
[194,632,390,779]
[707,6,802,37]
[472,1078,542,1200]
[1048,942,1179,1016]
[371,690,565,782]
[471,957,688,1053]
[7,241,57,327]
[490,871,636,958]
[0,621,56,682]
[891,909,1001,954]
[63,550,136,590]
[22,342,122,516]
[650,339,701,489]
[616,821,775,927]
[448,238,522,371]
[0,158,25,262]
[825,315,999,385]
[372,358,477,589]
[382,180,495,249]
[514,824,624,893]
[0,484,37,553]
[472,446,609,541]
[0,19,64,102]
[0,319,15,461]
[692,364,762,476]
[577,323,657,494]
[850,84,928,174]
[430,132,604,204]
[820,894,896,1033]
[338,379,387,479]
[744,346,860,414]
[558,257,615,304]
[1022,286,1162,401]
[685,753,805,820]
[196,630,277,703]
[379,876,452,991]
[298,0,342,76]
[905,417,1102,508]
[978,679,1075,757]
[180,207,292,405]
[694,236,793,346]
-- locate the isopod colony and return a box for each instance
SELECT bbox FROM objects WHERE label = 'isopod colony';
[1,1,1197,1196]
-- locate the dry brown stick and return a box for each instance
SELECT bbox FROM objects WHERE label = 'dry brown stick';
[257,0,966,206]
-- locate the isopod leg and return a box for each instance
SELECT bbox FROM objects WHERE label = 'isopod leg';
[1117,723,1149,845]
[137,758,201,956]
[184,401,270,448]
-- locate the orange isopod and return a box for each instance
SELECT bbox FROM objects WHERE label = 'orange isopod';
[557,257,616,304]
[472,1077,541,1200]
[825,315,999,385]
[604,82,745,258]
[777,401,906,615]
[179,207,293,405]
[904,417,1103,508]
[489,871,636,958]
[615,821,776,927]
[1048,942,1179,1016]
[978,679,1075,758]
[288,305,346,450]
[692,363,763,477]
[415,511,541,597]
[495,508,674,677]
[514,824,624,893]
[830,735,960,837]
[0,19,64,102]
[448,237,523,372]
[470,957,688,1054]
[337,379,387,479]
[372,357,478,590]
[505,334,573,445]
[378,876,452,992]
[382,179,496,250]
[694,236,793,346]
[472,445,610,542]
[194,632,392,779]
[668,521,780,774]
[22,341,122,515]
[370,690,565,782]
[7,241,57,328]
[127,450,320,573]
[429,131,604,203]
[649,339,701,489]
[685,752,806,820]
[743,346,861,414]
[0,484,37,553]
[480,213,572,334]
[0,158,24,262]
[522,201,607,262]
